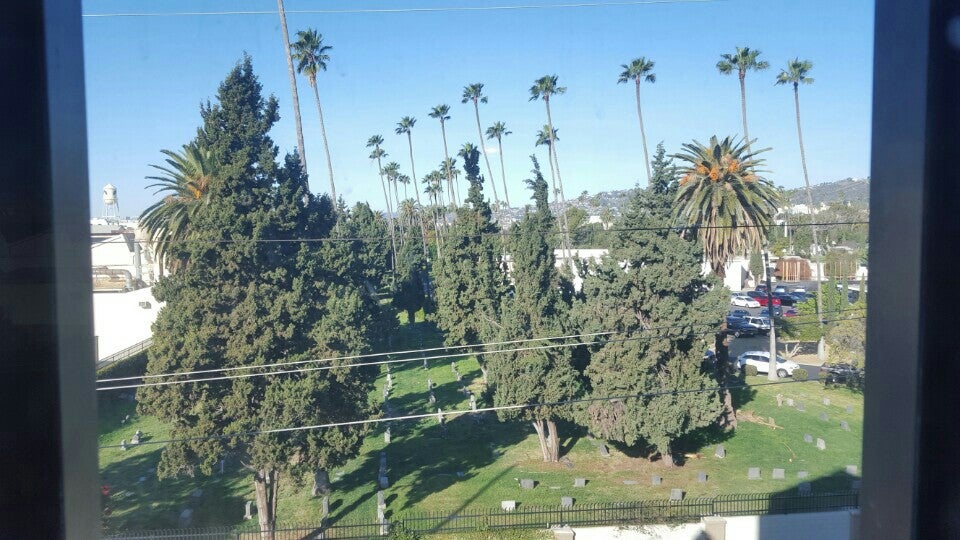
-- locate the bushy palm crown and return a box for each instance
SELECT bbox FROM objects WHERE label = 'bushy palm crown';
[458,142,479,160]
[290,29,332,86]
[139,141,219,266]
[529,75,566,102]
[535,125,559,147]
[716,47,769,77]
[383,161,400,180]
[366,134,385,149]
[395,116,416,135]
[485,121,511,141]
[775,58,815,88]
[672,136,780,276]
[617,57,656,84]
[461,83,488,104]
[428,104,451,121]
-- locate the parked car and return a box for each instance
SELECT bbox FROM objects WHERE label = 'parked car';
[783,308,799,317]
[731,294,761,308]
[737,351,800,378]
[724,316,758,338]
[821,362,864,384]
[743,316,771,335]
[759,307,784,318]
[773,293,796,306]
[773,285,788,294]
[746,290,782,306]
[755,284,769,293]
[792,287,807,294]
[729,308,751,318]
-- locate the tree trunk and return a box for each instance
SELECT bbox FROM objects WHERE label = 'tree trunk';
[634,79,652,185]
[661,443,675,468]
[739,70,750,145]
[544,99,573,271]
[391,179,405,239]
[472,101,500,209]
[497,138,510,208]
[794,83,825,343]
[479,364,488,385]
[715,331,737,429]
[376,158,398,275]
[276,0,307,181]
[406,132,430,259]
[311,83,336,202]
[532,419,551,462]
[546,419,561,462]
[312,469,331,497]
[253,468,280,539]
[440,119,458,207]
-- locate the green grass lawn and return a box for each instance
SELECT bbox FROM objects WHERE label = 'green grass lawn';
[99,315,863,532]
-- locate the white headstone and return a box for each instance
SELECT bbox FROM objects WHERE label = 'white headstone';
[574,478,586,487]
[823,397,831,406]
[244,501,254,519]
[427,378,433,390]
[561,496,574,508]
[797,402,806,411]
[501,500,516,511]
[429,392,436,405]
[520,479,535,489]
[748,467,761,480]
[651,475,662,486]
[841,420,850,431]
[598,444,610,457]
[670,489,684,501]
[846,405,854,414]
[469,395,477,411]
[377,490,385,509]
[715,445,726,458]
[816,438,826,450]
[786,398,795,407]
[820,412,829,421]
[384,427,391,444]
[804,434,813,443]
[846,465,858,476]
[697,471,708,483]
[798,470,809,479]
[120,439,127,450]
[772,468,785,479]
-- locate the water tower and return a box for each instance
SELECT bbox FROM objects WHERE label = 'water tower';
[102,183,120,224]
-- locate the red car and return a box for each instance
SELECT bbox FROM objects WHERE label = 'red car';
[746,290,782,307]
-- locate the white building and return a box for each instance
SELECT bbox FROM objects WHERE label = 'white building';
[93,286,164,362]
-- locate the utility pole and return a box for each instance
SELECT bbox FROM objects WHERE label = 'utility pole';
[764,250,779,381]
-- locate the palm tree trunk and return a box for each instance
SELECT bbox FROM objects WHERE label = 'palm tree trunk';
[472,101,501,209]
[376,156,398,275]
[391,179,405,240]
[739,71,750,144]
[794,84,825,344]
[310,83,336,202]
[406,132,429,258]
[440,120,458,207]
[497,138,510,208]
[276,0,307,181]
[635,79,652,185]
[544,99,573,268]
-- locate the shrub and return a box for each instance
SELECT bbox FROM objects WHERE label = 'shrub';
[792,368,808,380]
[744,365,758,377]
[387,523,422,540]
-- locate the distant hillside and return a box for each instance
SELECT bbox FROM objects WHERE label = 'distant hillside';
[784,177,870,207]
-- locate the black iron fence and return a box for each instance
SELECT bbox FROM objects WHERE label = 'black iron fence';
[103,490,859,539]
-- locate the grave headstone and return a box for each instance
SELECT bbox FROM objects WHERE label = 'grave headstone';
[386,373,392,388]
[776,393,783,407]
[748,467,761,480]
[377,491,385,509]
[382,386,389,399]
[456,372,462,382]
[436,408,444,424]
[798,482,812,496]
[469,394,477,411]
[120,440,127,451]
[574,478,586,487]
[670,489,684,502]
[623,480,638,485]
[384,427,391,444]
[846,405,854,414]
[841,420,850,431]
[501,500,516,511]
[244,501,254,520]
[520,479,535,489]
[786,398,795,407]
[697,471,708,483]
[804,434,813,443]
[852,480,862,490]
[423,358,428,370]
[219,459,225,474]
[451,361,457,372]
[816,438,826,450]
[797,402,806,412]
[379,476,389,489]
[598,444,610,457]
[561,497,574,508]
[797,471,809,479]
[823,397,831,406]
[820,412,829,421]
[427,378,433,390]
[846,465,858,476]
[651,475,662,486]
[124,414,130,423]
[715,445,726,458]
[772,468,785,479]
[178,509,193,527]
[429,392,436,405]
[377,506,386,526]
[191,488,203,498]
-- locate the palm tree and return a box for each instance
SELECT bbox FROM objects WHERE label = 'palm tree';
[672,136,780,277]
[428,104,458,207]
[396,116,429,257]
[717,47,769,144]
[535,125,569,259]
[485,121,512,207]
[422,171,444,259]
[777,58,824,339]
[382,162,405,238]
[291,29,336,201]
[617,57,656,184]
[139,142,219,272]
[440,157,460,207]
[529,76,571,260]
[461,83,501,210]
[276,0,307,178]
[367,135,398,270]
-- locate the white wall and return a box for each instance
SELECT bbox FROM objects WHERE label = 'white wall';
[92,287,164,360]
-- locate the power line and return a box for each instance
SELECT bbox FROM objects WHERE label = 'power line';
[83,0,722,19]
[97,377,818,450]
[96,314,865,391]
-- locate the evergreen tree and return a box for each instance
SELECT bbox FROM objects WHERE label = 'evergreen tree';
[488,157,580,462]
[342,201,393,291]
[433,144,506,383]
[574,170,727,466]
[393,227,428,324]
[137,58,381,534]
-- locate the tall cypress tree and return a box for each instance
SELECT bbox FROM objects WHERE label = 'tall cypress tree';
[137,57,381,534]
[488,157,580,462]
[433,145,506,383]
[575,159,727,466]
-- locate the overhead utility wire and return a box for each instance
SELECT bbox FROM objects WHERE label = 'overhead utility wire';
[83,0,723,18]
[98,377,817,450]
[96,315,864,391]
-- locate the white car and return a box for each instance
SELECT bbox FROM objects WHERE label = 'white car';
[731,294,761,308]
[738,351,801,378]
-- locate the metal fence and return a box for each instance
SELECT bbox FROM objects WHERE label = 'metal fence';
[103,490,859,539]
[97,337,152,371]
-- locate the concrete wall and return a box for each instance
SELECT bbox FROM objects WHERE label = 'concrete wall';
[92,287,164,360]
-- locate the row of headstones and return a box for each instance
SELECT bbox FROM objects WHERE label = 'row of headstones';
[377,450,389,535]
[118,429,144,450]
[780,395,855,416]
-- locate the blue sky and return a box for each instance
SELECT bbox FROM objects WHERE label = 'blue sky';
[82,0,874,217]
